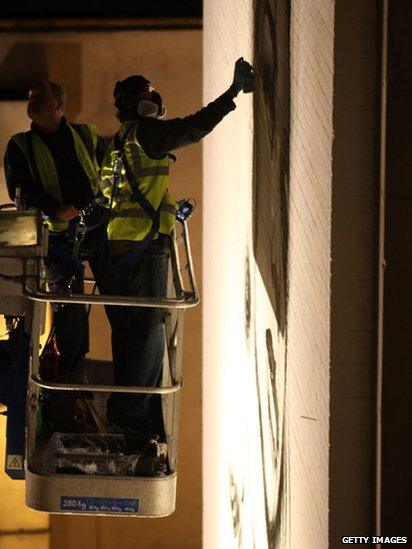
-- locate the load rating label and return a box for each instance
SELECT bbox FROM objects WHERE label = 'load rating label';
[60,496,139,514]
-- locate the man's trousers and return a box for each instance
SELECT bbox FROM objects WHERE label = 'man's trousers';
[106,238,168,437]
[44,224,114,382]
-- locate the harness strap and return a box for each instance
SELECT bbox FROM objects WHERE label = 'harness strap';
[113,130,158,220]
[113,128,161,247]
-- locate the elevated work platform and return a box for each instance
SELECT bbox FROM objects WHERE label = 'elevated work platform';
[0,207,198,517]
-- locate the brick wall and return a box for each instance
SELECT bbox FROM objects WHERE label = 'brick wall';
[204,0,378,546]
[287,1,335,547]
[204,0,334,547]
[203,1,256,547]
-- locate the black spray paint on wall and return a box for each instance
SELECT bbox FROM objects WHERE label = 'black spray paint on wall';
[253,0,290,336]
[253,0,290,546]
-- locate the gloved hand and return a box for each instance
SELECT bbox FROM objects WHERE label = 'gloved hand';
[230,57,255,96]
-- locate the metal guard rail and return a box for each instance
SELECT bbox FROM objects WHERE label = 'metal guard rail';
[25,287,198,309]
[25,219,199,309]
[30,376,181,394]
[26,220,196,394]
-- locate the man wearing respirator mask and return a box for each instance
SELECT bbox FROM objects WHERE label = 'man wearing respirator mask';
[100,58,254,438]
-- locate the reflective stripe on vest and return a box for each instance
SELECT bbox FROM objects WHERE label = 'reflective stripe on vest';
[11,124,100,232]
[100,123,178,242]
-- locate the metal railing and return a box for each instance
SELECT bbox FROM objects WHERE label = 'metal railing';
[24,221,198,309]
[26,220,198,395]
[29,378,181,394]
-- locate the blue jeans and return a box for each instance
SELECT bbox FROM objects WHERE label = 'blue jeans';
[107,238,168,436]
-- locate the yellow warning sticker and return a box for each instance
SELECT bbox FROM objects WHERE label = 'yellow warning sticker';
[7,455,23,470]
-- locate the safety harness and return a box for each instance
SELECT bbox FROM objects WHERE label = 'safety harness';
[112,126,161,263]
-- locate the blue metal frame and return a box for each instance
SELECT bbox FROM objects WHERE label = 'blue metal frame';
[0,330,30,480]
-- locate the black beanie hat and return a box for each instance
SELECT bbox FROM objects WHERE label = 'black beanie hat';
[113,75,150,97]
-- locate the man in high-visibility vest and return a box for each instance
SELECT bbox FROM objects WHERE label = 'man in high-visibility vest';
[102,58,254,438]
[4,80,112,431]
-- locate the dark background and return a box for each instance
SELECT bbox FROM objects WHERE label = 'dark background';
[0,1,202,19]
[382,0,412,538]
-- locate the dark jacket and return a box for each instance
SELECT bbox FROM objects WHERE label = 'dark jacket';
[129,88,236,158]
[4,117,105,216]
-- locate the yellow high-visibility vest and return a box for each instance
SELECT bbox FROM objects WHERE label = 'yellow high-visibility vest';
[100,122,178,242]
[11,124,100,232]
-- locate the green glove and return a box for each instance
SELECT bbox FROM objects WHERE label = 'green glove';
[231,57,255,95]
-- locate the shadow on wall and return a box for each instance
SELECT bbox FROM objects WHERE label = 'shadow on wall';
[250,1,290,547]
[252,0,290,337]
[0,42,82,120]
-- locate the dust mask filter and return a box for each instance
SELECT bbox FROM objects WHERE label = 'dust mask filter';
[137,91,167,119]
[138,99,161,118]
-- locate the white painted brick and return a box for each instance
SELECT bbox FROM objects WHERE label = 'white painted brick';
[204,0,377,547]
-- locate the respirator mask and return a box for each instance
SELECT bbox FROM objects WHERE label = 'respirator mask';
[137,90,167,119]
